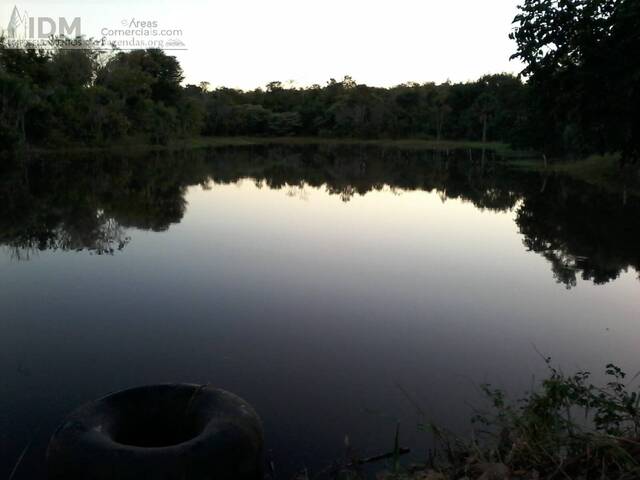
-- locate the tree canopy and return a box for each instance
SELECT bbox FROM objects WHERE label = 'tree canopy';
[0,38,531,150]
[511,0,640,162]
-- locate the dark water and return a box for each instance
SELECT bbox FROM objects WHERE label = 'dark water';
[1,144,639,478]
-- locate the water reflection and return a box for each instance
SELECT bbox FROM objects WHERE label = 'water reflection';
[1,144,638,288]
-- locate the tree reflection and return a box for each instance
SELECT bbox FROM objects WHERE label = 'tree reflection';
[0,152,190,256]
[0,145,638,288]
[516,177,640,288]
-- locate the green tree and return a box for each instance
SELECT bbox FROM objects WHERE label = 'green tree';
[511,0,639,162]
[0,70,32,146]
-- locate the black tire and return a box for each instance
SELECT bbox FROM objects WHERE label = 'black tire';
[47,384,264,480]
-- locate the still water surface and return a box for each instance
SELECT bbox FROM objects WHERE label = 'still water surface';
[1,145,639,478]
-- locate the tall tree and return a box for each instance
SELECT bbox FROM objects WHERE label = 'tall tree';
[511,0,639,162]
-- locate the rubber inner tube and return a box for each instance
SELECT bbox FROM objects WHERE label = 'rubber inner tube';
[47,384,263,480]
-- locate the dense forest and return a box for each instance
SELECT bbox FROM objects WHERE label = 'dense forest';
[0,0,638,163]
[0,41,529,147]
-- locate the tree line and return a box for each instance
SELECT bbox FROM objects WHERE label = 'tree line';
[0,39,528,148]
[1,0,638,162]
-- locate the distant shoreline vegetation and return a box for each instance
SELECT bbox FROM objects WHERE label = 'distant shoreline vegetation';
[0,38,530,152]
[1,0,638,164]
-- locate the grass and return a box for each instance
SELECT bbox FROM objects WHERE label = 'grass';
[7,441,31,480]
[24,136,519,156]
[302,360,640,480]
[21,135,638,196]
[510,153,640,195]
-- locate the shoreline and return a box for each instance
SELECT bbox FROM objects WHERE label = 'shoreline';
[512,153,640,196]
[18,136,517,156]
[9,137,637,196]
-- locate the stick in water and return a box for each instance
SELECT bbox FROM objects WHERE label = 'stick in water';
[8,441,32,480]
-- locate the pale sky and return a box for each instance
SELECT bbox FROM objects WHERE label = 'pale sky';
[2,0,524,90]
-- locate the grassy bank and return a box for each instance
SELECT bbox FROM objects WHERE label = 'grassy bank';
[23,136,517,156]
[305,361,640,480]
[511,153,640,196]
[17,136,639,197]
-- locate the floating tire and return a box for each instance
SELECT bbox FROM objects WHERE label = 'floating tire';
[47,384,264,480]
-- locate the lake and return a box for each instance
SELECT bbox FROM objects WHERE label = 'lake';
[1,144,639,478]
